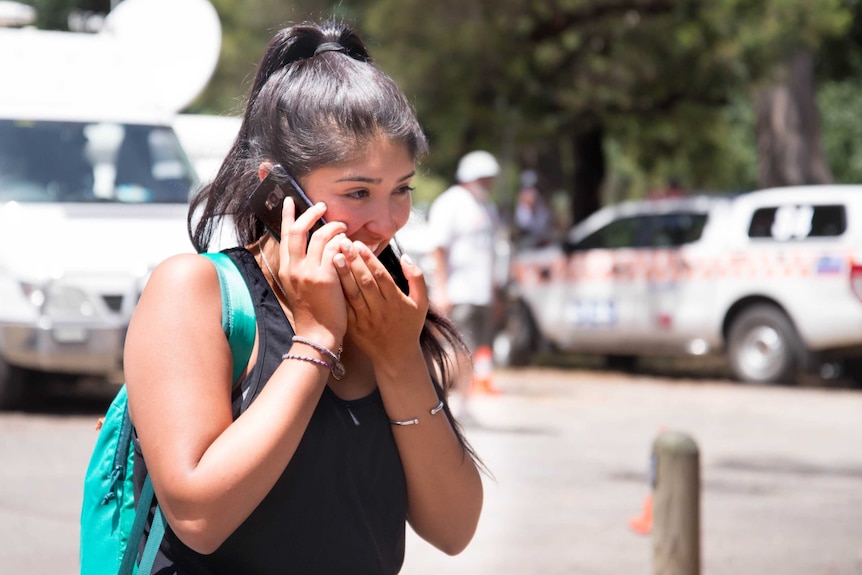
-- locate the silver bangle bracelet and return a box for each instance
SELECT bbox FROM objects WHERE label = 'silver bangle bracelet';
[389,399,446,427]
[389,417,420,426]
[430,399,445,415]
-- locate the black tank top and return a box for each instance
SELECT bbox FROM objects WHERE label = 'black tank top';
[135,247,408,574]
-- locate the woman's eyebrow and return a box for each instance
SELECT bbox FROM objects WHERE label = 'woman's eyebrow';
[335,171,416,184]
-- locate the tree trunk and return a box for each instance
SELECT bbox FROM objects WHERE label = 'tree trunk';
[571,123,605,225]
[753,50,833,188]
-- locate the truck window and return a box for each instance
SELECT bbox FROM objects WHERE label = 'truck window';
[0,119,196,204]
[572,216,646,251]
[649,212,708,247]
[748,205,847,240]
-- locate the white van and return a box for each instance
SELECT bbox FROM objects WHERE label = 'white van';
[0,108,201,406]
[0,0,221,407]
[173,113,242,184]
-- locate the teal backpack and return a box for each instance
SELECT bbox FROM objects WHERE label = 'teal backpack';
[80,252,256,575]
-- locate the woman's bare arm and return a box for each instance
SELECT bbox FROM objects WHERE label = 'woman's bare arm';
[125,254,335,553]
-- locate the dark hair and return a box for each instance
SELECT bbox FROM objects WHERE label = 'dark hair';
[188,21,481,467]
[189,21,427,251]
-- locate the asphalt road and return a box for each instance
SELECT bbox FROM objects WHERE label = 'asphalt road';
[1,367,860,575]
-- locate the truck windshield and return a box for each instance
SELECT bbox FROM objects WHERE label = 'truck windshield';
[0,119,197,204]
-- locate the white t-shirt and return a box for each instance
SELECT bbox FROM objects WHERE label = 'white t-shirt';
[427,184,498,306]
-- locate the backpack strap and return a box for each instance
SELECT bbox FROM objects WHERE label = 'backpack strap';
[121,251,256,575]
[138,498,166,575]
[118,475,156,575]
[202,252,257,384]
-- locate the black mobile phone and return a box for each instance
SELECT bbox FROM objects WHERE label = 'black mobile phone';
[248,164,325,242]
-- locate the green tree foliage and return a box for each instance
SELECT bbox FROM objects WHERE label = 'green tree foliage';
[361,0,850,221]
[363,0,517,181]
[815,0,862,184]
[819,79,862,183]
[18,0,858,211]
[189,0,304,115]
[189,0,366,114]
[19,0,109,30]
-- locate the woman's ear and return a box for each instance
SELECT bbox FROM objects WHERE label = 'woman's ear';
[258,162,273,182]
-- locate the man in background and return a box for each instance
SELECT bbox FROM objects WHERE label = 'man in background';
[513,169,553,250]
[428,150,504,420]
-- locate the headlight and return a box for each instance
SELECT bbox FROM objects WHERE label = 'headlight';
[44,284,96,319]
[21,281,96,320]
[20,282,46,308]
[20,280,102,321]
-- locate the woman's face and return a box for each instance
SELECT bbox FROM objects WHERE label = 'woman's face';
[299,138,415,256]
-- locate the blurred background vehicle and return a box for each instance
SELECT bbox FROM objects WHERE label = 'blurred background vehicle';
[0,0,220,409]
[497,186,862,385]
[0,114,199,407]
[6,0,862,402]
[172,113,241,184]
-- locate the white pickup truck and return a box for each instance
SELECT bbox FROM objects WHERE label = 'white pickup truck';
[501,186,862,385]
[0,0,221,408]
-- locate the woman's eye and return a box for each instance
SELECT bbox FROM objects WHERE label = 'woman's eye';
[397,185,415,196]
[347,189,370,199]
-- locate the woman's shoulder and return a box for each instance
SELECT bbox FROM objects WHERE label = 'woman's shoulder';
[136,252,223,318]
[125,253,229,380]
[149,252,221,291]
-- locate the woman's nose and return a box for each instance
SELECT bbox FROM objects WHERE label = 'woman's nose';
[364,204,399,238]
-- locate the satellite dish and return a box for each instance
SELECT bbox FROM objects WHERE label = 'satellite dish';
[0,0,221,116]
[0,1,37,27]
[102,0,222,113]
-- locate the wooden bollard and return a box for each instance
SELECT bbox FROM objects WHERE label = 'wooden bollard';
[652,431,700,575]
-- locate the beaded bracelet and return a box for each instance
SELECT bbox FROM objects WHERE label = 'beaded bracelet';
[291,336,345,380]
[282,354,336,374]
[389,399,446,426]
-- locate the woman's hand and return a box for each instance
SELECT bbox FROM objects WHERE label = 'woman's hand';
[333,241,429,365]
[278,198,349,345]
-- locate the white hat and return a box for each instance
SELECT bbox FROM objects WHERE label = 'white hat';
[456,150,500,183]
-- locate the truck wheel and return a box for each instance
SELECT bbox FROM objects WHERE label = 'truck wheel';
[493,300,539,367]
[727,305,807,385]
[0,358,26,410]
[606,354,638,373]
[842,359,862,385]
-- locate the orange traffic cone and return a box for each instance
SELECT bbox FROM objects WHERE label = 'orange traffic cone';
[628,493,653,535]
[470,346,503,395]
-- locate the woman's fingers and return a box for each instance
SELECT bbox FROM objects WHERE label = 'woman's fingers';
[334,242,379,310]
[278,196,297,258]
[285,199,324,256]
[334,243,430,363]
[283,198,347,264]
[333,251,367,312]
[399,253,429,309]
[336,242,428,314]
[347,243,388,301]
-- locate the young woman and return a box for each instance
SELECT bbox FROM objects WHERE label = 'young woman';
[123,20,484,574]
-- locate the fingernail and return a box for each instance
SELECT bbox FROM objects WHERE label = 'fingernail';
[401,253,415,267]
[333,253,347,269]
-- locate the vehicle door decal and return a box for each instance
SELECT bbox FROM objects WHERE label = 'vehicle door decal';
[566,299,617,327]
[513,246,853,285]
